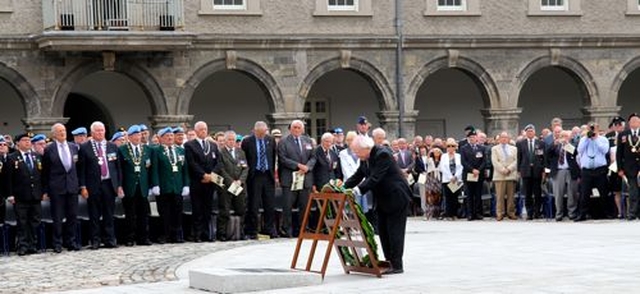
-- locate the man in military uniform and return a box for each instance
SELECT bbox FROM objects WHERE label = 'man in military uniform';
[218,130,248,241]
[72,127,88,147]
[617,114,640,220]
[6,133,45,255]
[139,124,150,145]
[460,129,487,220]
[606,116,625,218]
[173,127,186,148]
[153,127,189,243]
[119,125,157,246]
[31,134,47,156]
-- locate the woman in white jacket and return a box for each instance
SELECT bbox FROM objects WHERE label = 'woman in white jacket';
[439,138,463,219]
[339,131,368,212]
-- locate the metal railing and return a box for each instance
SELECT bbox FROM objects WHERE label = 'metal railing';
[43,0,184,31]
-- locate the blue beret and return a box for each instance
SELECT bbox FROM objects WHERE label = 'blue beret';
[138,124,148,131]
[31,134,46,143]
[357,116,368,125]
[110,132,124,142]
[334,127,344,134]
[128,125,142,135]
[524,124,536,131]
[172,127,185,134]
[71,127,87,136]
[236,135,243,142]
[158,127,173,137]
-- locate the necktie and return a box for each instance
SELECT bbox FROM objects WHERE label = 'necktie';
[134,146,139,159]
[258,139,267,171]
[25,152,33,171]
[98,143,108,177]
[60,143,71,172]
[559,145,565,165]
[295,137,302,154]
[326,150,331,167]
[230,148,236,160]
[529,139,534,161]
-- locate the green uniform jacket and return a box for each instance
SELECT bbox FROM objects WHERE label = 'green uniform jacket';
[118,143,157,197]
[152,144,189,195]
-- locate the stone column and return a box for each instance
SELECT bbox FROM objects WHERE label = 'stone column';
[267,112,310,136]
[22,117,69,134]
[399,110,419,139]
[149,115,194,132]
[481,108,522,137]
[582,106,621,128]
[376,111,400,140]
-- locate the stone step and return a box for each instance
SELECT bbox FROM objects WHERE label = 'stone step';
[189,268,322,293]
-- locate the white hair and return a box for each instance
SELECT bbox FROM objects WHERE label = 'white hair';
[90,121,104,132]
[321,132,334,142]
[254,121,268,130]
[353,135,374,149]
[194,121,207,130]
[224,130,236,139]
[291,120,305,128]
[51,123,65,134]
[372,128,386,139]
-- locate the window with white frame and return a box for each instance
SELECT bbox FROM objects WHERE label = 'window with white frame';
[213,0,246,10]
[437,0,466,11]
[328,0,358,11]
[541,0,567,11]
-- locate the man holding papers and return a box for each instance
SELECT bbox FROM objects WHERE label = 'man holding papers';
[491,132,518,221]
[460,129,486,221]
[547,130,580,221]
[517,124,547,220]
[218,131,248,241]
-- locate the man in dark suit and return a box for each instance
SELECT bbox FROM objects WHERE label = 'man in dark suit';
[395,138,414,176]
[119,125,157,246]
[278,120,316,237]
[42,123,80,253]
[218,130,248,241]
[153,127,189,243]
[184,121,221,242]
[312,132,342,190]
[617,114,640,220]
[344,135,411,275]
[241,121,277,239]
[0,136,9,226]
[517,124,547,220]
[547,130,580,221]
[460,129,486,220]
[6,133,45,255]
[78,121,123,249]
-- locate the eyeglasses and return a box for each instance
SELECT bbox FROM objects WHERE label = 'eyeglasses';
[446,145,456,148]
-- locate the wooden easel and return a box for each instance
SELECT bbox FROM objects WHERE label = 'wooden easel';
[290,192,386,279]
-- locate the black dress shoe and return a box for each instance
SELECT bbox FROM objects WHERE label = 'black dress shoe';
[246,234,258,240]
[90,243,100,250]
[68,245,81,251]
[382,267,404,275]
[17,249,27,256]
[54,247,63,253]
[137,240,152,246]
[574,216,587,222]
[555,217,563,222]
[27,248,38,254]
[103,243,118,249]
[125,241,134,247]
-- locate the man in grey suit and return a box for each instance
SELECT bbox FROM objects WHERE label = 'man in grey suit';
[395,138,414,176]
[218,130,248,241]
[277,120,316,237]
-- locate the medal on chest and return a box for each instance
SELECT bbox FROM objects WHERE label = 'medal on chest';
[629,135,640,153]
[91,140,104,166]
[165,145,179,173]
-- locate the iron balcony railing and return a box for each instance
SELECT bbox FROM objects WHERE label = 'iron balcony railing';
[43,0,184,31]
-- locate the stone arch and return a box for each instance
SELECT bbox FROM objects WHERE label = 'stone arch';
[299,57,396,111]
[612,56,640,100]
[177,58,284,115]
[407,55,501,111]
[0,62,40,116]
[51,61,169,117]
[514,55,598,107]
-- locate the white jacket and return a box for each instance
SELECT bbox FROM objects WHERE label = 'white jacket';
[439,152,463,184]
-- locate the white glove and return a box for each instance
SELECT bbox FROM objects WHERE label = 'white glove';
[353,186,362,197]
[181,186,190,197]
[148,189,153,197]
[151,186,160,196]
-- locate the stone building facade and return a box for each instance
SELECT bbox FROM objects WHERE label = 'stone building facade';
[1,0,640,139]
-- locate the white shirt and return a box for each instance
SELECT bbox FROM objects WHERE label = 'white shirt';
[56,141,72,171]
[339,148,360,180]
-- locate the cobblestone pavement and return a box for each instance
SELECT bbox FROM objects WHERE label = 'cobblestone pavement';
[0,239,283,294]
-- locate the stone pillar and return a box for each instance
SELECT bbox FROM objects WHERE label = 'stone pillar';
[399,110,419,139]
[481,108,522,137]
[22,117,69,134]
[267,112,310,136]
[582,106,621,128]
[149,115,194,132]
[376,111,400,140]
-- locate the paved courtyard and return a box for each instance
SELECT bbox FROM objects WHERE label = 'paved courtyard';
[1,219,639,293]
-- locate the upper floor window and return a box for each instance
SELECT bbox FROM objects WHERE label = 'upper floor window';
[328,0,358,11]
[213,0,246,10]
[437,0,465,11]
[541,0,567,11]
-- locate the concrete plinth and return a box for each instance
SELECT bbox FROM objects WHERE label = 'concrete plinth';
[189,268,322,293]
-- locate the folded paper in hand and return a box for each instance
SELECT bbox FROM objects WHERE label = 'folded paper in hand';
[210,172,225,188]
[563,143,576,154]
[291,172,305,191]
[228,181,243,196]
[448,181,461,193]
[406,174,415,186]
[466,173,479,182]
[417,173,427,185]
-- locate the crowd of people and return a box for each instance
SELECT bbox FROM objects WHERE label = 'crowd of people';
[0,113,636,260]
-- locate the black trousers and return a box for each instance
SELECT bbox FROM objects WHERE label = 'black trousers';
[122,186,150,243]
[191,182,214,241]
[579,166,608,219]
[464,180,483,219]
[218,189,246,239]
[15,201,41,252]
[378,203,408,270]
[245,172,275,236]
[88,180,117,246]
[50,193,78,249]
[442,183,460,217]
[157,193,183,242]
[282,187,310,236]
[522,176,543,218]
[627,175,640,219]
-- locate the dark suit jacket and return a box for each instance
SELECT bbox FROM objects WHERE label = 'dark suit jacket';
[184,138,221,184]
[344,145,411,214]
[5,151,43,203]
[395,149,414,172]
[152,145,189,195]
[312,146,341,189]
[219,146,249,187]
[118,143,158,197]
[516,138,546,178]
[78,140,122,195]
[616,129,640,176]
[546,142,580,180]
[0,153,9,198]
[277,135,316,188]
[241,134,276,180]
[460,143,487,181]
[42,141,79,195]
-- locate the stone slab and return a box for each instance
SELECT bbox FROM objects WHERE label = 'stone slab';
[189,268,322,293]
